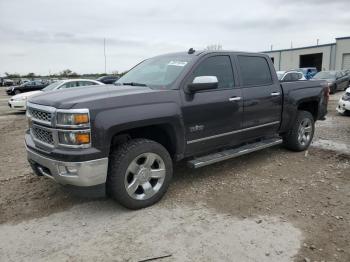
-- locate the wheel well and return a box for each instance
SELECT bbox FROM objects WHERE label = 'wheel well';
[111,125,177,158]
[298,101,318,120]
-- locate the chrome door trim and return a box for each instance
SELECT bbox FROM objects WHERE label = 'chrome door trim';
[186,121,280,144]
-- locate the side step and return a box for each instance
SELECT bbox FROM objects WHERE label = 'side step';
[187,138,283,168]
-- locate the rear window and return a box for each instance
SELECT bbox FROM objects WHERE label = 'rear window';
[238,56,272,86]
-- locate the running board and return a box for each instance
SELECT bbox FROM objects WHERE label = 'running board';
[187,138,283,168]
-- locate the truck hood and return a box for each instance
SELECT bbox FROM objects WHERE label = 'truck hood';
[28,84,159,109]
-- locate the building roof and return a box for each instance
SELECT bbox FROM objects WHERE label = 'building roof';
[335,36,350,40]
[264,36,350,54]
[263,43,335,53]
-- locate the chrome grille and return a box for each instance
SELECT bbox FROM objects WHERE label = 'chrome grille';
[28,108,52,123]
[32,126,54,145]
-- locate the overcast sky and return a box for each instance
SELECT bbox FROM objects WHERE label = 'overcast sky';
[0,0,349,75]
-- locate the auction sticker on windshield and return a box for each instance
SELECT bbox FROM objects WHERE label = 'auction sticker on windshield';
[168,61,188,67]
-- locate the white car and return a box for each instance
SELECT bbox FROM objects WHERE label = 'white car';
[8,79,104,111]
[277,71,306,82]
[336,87,350,115]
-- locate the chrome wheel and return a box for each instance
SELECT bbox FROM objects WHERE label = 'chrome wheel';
[297,118,313,146]
[124,153,166,200]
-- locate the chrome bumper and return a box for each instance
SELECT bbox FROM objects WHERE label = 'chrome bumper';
[26,146,108,187]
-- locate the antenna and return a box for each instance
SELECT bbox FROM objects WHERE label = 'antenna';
[188,48,195,54]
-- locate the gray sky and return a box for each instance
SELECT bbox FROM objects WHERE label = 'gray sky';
[0,0,349,75]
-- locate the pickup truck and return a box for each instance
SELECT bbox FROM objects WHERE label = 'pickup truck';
[25,50,329,209]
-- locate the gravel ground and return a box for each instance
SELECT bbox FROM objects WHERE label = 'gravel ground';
[0,87,349,262]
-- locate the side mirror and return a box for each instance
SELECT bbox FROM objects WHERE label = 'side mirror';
[187,76,218,93]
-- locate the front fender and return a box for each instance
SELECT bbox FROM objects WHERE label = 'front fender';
[92,102,185,159]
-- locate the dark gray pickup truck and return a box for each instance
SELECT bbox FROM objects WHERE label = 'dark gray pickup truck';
[25,50,329,209]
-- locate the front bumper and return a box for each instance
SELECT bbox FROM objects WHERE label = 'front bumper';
[26,145,108,187]
[336,99,350,114]
[8,99,26,110]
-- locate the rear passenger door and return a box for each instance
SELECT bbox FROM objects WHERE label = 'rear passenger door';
[236,55,282,137]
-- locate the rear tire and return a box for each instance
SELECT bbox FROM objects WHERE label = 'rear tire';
[283,111,315,152]
[107,138,173,209]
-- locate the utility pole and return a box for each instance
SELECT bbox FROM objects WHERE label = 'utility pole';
[104,38,107,74]
[317,39,319,46]
[270,44,273,51]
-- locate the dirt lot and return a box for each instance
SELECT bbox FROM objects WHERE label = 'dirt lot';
[0,87,349,262]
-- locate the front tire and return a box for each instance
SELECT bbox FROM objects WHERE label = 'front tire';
[283,111,315,152]
[14,90,21,95]
[107,138,173,209]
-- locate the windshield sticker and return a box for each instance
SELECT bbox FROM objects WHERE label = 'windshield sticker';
[168,61,188,67]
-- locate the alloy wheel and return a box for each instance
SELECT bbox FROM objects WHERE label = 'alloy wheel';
[124,152,166,200]
[297,118,313,146]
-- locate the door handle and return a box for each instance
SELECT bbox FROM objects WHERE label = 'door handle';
[271,92,281,96]
[229,96,242,101]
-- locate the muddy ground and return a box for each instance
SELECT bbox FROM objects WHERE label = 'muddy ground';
[0,87,349,262]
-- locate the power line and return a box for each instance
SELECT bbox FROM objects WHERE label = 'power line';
[104,38,107,74]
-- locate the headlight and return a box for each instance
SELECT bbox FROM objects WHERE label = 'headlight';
[58,130,91,147]
[14,96,27,101]
[56,109,90,127]
[342,93,350,101]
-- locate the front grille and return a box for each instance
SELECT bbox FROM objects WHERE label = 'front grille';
[28,108,52,123]
[32,126,54,145]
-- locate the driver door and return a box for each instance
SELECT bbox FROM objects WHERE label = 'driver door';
[181,54,243,156]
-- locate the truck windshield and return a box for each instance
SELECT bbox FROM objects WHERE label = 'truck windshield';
[116,55,193,89]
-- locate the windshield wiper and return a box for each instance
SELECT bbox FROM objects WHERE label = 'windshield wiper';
[120,82,147,87]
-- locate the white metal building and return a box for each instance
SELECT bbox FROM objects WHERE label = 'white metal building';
[264,36,350,72]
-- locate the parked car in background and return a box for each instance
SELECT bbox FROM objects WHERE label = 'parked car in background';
[336,87,350,116]
[6,80,49,95]
[3,79,15,86]
[277,70,306,82]
[97,75,120,84]
[297,67,318,79]
[20,79,31,85]
[25,50,328,209]
[8,79,104,111]
[342,70,350,81]
[312,71,349,94]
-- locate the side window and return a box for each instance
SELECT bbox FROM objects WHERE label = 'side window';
[82,81,97,86]
[238,56,273,86]
[61,81,79,89]
[291,73,300,81]
[283,73,293,82]
[192,56,234,89]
